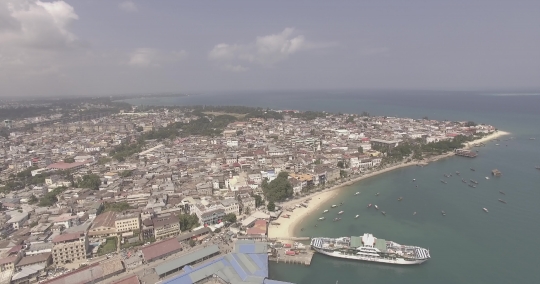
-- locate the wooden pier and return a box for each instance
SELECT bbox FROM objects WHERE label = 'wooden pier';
[454,149,477,158]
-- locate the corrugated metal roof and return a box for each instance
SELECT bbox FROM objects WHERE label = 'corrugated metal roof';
[155,245,219,276]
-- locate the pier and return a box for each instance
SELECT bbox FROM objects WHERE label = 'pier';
[269,247,315,266]
[454,149,478,158]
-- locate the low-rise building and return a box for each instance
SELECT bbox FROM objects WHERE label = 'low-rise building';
[153,216,180,241]
[51,232,88,264]
[115,212,140,233]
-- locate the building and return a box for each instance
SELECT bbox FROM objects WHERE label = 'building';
[158,241,294,284]
[239,196,256,214]
[141,238,183,263]
[51,232,88,265]
[199,208,225,226]
[246,219,268,239]
[220,199,240,215]
[41,258,124,284]
[88,211,116,240]
[115,213,140,233]
[15,253,52,269]
[152,216,180,241]
[7,212,28,230]
[0,255,20,272]
[370,138,400,149]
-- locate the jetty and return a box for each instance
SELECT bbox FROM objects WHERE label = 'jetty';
[269,246,314,266]
[454,149,478,158]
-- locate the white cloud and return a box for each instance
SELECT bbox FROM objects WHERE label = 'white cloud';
[128,48,187,68]
[208,28,333,71]
[118,1,137,13]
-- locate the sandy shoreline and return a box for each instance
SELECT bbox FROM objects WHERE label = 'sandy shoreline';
[267,130,510,240]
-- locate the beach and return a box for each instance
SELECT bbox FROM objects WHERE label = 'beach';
[267,130,511,239]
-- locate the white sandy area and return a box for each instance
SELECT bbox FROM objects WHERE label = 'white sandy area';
[268,130,510,240]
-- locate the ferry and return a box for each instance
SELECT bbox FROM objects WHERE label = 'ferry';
[311,233,430,265]
[498,199,507,204]
[483,208,489,213]
[323,210,329,213]
[338,211,344,215]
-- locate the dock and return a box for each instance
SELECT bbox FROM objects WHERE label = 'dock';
[269,247,315,266]
[454,149,478,158]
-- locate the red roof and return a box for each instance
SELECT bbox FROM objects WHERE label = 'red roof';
[246,219,267,236]
[141,238,182,262]
[111,275,140,284]
[52,232,83,243]
[7,245,23,255]
[47,162,85,170]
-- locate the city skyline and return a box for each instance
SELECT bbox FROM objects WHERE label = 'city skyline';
[1,0,540,97]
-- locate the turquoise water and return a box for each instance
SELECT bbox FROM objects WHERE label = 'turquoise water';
[124,91,540,284]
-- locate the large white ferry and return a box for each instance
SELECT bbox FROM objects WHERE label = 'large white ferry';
[311,233,430,265]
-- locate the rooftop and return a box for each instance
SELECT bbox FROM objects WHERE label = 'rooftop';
[52,232,84,243]
[141,238,182,262]
[91,211,116,229]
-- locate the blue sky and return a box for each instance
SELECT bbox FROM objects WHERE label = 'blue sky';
[1,0,539,97]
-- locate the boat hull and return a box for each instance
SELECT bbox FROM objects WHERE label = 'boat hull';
[312,246,427,265]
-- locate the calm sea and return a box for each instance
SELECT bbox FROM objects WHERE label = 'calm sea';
[124,91,540,284]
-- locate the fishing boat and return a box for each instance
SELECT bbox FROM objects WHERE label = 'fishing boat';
[374,205,379,210]
[319,217,325,220]
[470,179,479,184]
[455,171,460,175]
[470,168,475,171]
[338,211,344,215]
[355,192,360,195]
[461,179,467,183]
[381,211,386,216]
[444,174,450,178]
[368,203,372,208]
[323,210,329,213]
[498,199,507,204]
[440,180,447,184]
[413,212,417,216]
[398,197,403,201]
[483,208,489,213]
[376,192,380,196]
[333,218,341,222]
[468,184,477,188]
[485,176,490,180]
[499,191,505,195]
[441,211,446,216]
[355,215,359,219]
[332,205,337,208]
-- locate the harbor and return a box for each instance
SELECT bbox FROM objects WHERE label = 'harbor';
[269,244,315,266]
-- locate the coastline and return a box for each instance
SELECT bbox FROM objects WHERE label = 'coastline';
[267,130,510,240]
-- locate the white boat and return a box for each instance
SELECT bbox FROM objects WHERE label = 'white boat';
[485,177,489,180]
[483,208,489,213]
[374,205,379,210]
[355,215,359,219]
[319,217,325,220]
[323,210,329,213]
[311,233,430,265]
[355,192,360,195]
[338,211,344,215]
[331,205,337,208]
[413,212,417,216]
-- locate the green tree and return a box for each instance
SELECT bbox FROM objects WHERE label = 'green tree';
[78,174,101,190]
[337,161,345,168]
[189,239,196,247]
[267,201,276,212]
[178,214,199,231]
[262,172,293,202]
[63,157,75,163]
[103,202,131,213]
[28,194,38,205]
[253,194,263,208]
[223,213,237,223]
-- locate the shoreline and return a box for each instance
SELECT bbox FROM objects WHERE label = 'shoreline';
[267,130,510,240]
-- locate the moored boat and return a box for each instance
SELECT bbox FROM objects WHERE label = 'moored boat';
[323,210,329,213]
[338,211,344,215]
[332,205,337,208]
[355,192,360,195]
[483,208,489,213]
[440,179,447,184]
[471,168,475,171]
[310,233,430,265]
[398,197,403,201]
[499,191,505,195]
[441,211,446,216]
[319,217,325,220]
[381,211,386,216]
[413,212,417,216]
[355,215,359,219]
[368,203,372,208]
[374,205,379,210]
[498,199,507,204]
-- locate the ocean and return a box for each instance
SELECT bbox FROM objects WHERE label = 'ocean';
[124,90,540,284]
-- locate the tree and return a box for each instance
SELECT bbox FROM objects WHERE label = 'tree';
[340,170,348,178]
[337,161,345,168]
[78,174,101,190]
[253,194,263,208]
[63,157,75,163]
[178,214,199,231]
[224,213,237,223]
[267,201,276,212]
[262,172,293,202]
[189,239,196,247]
[28,194,38,205]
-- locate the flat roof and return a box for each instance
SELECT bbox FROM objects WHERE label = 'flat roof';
[154,245,219,276]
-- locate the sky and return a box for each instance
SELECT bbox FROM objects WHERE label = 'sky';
[1,0,539,97]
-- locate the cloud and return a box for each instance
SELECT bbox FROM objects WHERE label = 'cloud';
[128,48,187,67]
[209,28,333,71]
[118,1,137,13]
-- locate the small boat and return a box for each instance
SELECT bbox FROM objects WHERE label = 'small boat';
[440,180,447,184]
[530,138,536,140]
[485,177,489,180]
[498,199,507,204]
[499,191,505,195]
[323,210,329,213]
[319,217,325,220]
[374,205,379,210]
[461,179,467,183]
[441,211,446,216]
[535,166,540,170]
[355,192,360,195]
[470,168,475,171]
[455,171,460,175]
[333,218,341,222]
[468,184,477,188]
[376,192,380,196]
[413,178,416,182]
[413,212,417,216]
[398,197,403,201]
[338,211,344,215]
[381,211,386,216]
[355,215,359,219]
[483,208,489,213]
[368,203,372,208]
[470,179,479,184]
[495,144,500,146]
[331,205,337,208]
